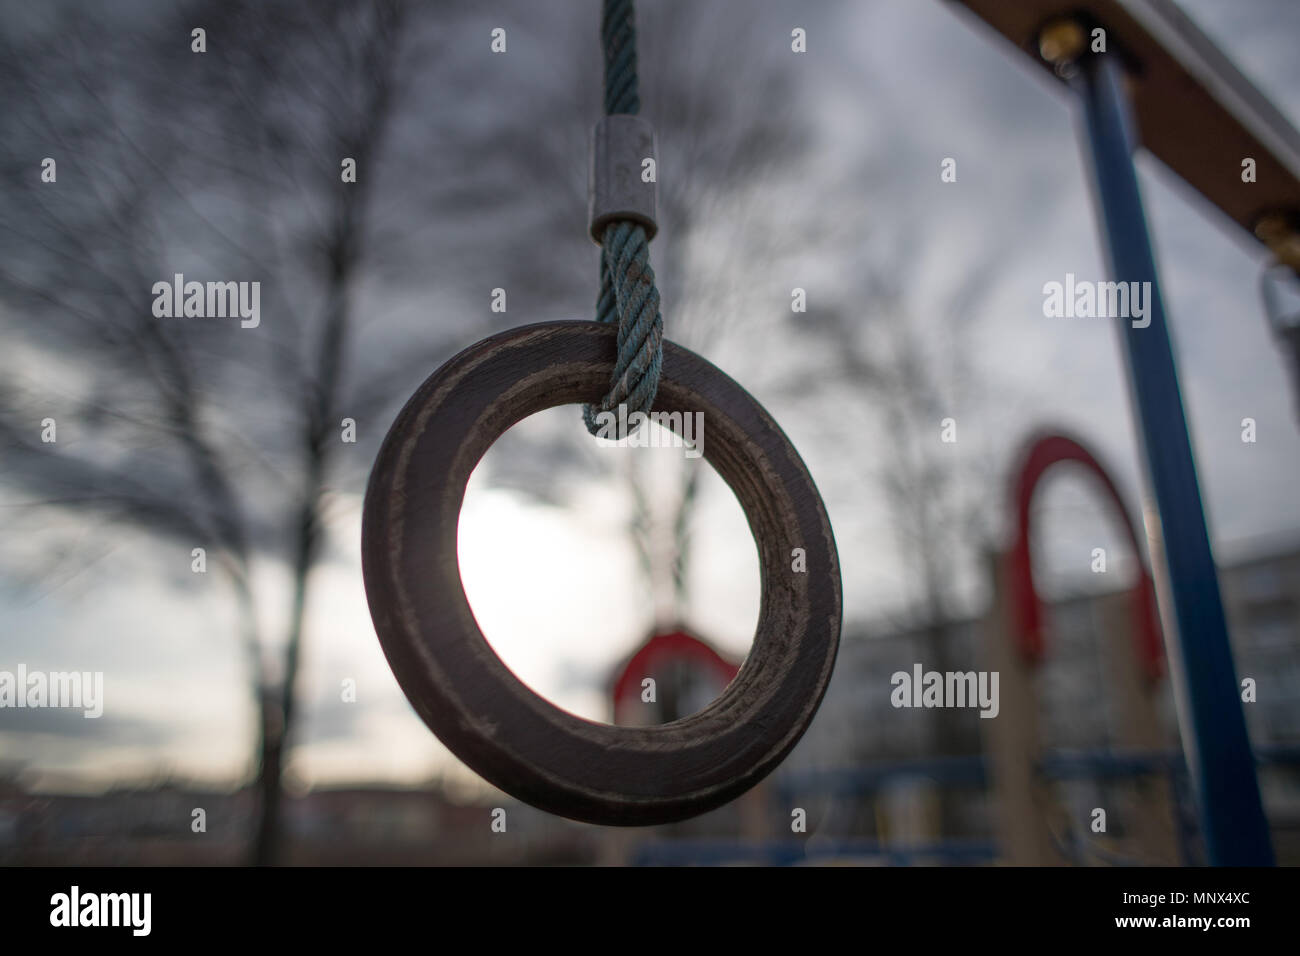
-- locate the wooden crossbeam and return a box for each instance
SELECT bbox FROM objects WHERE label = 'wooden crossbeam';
[947,0,1300,271]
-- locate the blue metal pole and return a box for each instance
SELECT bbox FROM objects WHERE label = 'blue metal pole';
[1073,51,1273,865]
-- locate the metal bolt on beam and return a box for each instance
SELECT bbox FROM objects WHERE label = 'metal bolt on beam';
[1255,212,1300,275]
[1038,18,1088,66]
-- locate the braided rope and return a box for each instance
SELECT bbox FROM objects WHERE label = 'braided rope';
[583,0,663,438]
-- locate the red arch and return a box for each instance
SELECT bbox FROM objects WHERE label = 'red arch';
[1006,432,1164,680]
[610,631,739,707]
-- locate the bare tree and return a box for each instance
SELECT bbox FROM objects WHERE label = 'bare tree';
[0,0,464,864]
[780,225,1009,841]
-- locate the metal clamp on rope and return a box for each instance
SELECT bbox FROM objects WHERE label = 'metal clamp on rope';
[588,115,658,242]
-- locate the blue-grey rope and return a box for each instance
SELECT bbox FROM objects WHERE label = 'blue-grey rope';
[583,0,663,437]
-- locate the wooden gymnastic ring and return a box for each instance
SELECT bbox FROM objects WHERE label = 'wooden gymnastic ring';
[361,321,840,826]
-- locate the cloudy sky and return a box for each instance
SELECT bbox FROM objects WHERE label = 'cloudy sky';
[2,0,1298,794]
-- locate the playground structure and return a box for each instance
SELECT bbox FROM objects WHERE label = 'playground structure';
[631,431,1253,867]
[983,431,1178,866]
[631,2,1300,865]
[935,0,1299,865]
